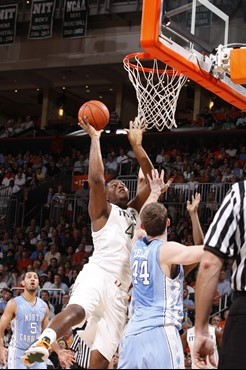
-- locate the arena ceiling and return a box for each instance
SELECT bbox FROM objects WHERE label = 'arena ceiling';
[0,63,130,119]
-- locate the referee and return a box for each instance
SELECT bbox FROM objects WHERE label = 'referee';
[70,333,90,369]
[194,181,246,369]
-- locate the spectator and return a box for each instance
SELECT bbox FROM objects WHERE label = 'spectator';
[44,244,61,266]
[72,243,89,268]
[105,155,118,175]
[42,271,54,290]
[55,293,70,314]
[40,290,55,320]
[236,112,246,128]
[44,187,54,212]
[0,289,13,314]
[191,114,205,128]
[36,167,46,182]
[73,155,85,175]
[46,160,61,178]
[75,181,89,217]
[50,273,69,295]
[52,185,66,224]
[26,218,40,234]
[217,269,231,297]
[210,315,222,331]
[0,273,8,290]
[16,250,32,272]
[57,266,69,287]
[187,173,199,192]
[117,148,130,175]
[1,170,15,187]
[14,170,26,188]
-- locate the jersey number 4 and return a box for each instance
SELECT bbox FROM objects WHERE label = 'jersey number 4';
[132,260,150,285]
[125,223,136,239]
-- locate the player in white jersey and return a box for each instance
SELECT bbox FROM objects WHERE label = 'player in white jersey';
[182,325,222,369]
[22,118,155,369]
[0,271,74,369]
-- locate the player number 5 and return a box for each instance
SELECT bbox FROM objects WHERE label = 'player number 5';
[30,322,37,334]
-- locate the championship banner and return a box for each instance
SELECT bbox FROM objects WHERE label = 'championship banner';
[72,175,112,191]
[63,0,88,38]
[0,4,18,46]
[28,0,56,39]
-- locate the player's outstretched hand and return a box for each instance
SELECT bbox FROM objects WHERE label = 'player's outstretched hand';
[147,169,173,195]
[187,193,201,215]
[125,117,146,147]
[78,117,103,138]
[58,349,76,369]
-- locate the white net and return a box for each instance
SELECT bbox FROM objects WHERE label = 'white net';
[123,53,187,131]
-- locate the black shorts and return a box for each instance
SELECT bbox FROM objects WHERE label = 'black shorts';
[219,295,246,369]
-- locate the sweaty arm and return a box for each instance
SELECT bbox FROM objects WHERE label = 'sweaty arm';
[0,300,16,365]
[79,119,110,231]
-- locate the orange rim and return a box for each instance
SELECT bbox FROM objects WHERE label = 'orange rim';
[123,52,181,75]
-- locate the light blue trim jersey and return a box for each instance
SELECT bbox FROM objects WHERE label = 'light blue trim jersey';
[125,237,184,336]
[10,296,47,350]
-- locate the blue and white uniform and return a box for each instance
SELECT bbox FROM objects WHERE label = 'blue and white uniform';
[118,237,185,369]
[8,295,47,369]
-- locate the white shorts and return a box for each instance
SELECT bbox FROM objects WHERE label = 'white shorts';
[68,263,129,361]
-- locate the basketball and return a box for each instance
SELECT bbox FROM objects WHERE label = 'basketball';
[78,100,110,130]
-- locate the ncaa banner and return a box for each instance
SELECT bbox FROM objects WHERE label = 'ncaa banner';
[0,4,18,46]
[29,0,56,39]
[63,0,88,38]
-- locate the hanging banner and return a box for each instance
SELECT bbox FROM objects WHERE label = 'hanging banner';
[72,174,112,191]
[63,0,88,38]
[0,4,18,46]
[28,0,56,39]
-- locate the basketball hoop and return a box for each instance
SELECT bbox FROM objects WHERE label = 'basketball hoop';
[123,52,187,131]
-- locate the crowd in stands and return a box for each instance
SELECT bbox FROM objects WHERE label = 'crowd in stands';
[176,106,246,130]
[0,116,35,138]
[0,114,245,368]
[0,105,245,139]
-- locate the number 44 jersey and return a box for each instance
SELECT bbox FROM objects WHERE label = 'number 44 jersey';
[126,237,184,336]
[91,204,138,291]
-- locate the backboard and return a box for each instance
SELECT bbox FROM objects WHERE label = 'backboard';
[140,0,246,110]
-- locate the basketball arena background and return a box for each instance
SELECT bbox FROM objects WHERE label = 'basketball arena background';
[0,2,245,367]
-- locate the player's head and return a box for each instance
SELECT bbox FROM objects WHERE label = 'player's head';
[22,271,39,293]
[140,202,169,237]
[106,179,129,209]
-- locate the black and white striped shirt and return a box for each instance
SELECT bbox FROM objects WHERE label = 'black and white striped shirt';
[204,181,246,292]
[70,334,90,369]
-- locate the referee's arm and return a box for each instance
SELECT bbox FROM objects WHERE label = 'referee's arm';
[194,186,236,334]
[193,183,242,368]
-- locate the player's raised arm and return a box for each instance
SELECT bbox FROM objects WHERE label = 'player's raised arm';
[126,119,154,212]
[79,118,110,230]
[184,193,204,276]
[133,169,173,243]
[187,193,204,245]
[0,300,16,365]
